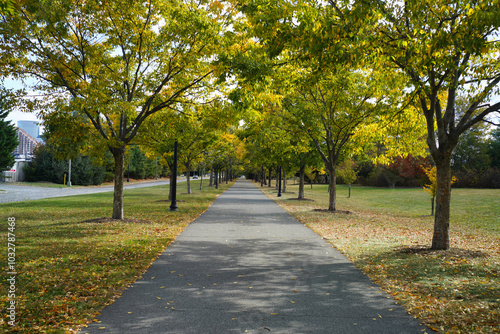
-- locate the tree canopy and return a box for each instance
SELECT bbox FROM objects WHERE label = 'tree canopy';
[1,0,235,218]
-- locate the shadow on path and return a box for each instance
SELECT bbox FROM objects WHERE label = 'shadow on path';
[82,180,427,334]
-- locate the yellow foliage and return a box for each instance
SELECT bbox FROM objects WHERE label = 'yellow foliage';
[422,166,457,197]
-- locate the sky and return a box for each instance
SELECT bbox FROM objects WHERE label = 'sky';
[3,78,43,127]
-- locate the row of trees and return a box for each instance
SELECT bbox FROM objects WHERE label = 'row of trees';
[230,0,500,250]
[1,1,499,250]
[1,0,242,218]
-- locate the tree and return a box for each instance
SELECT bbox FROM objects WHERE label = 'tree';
[368,0,500,249]
[337,159,357,198]
[452,125,491,171]
[1,0,232,219]
[281,66,409,211]
[488,127,500,169]
[0,88,18,173]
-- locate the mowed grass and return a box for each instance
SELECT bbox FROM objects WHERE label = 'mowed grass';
[258,181,499,334]
[0,180,234,333]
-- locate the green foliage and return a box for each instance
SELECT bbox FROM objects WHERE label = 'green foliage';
[337,159,357,185]
[0,0,15,15]
[25,144,105,186]
[452,126,492,171]
[0,88,18,172]
[488,127,500,168]
[1,0,235,218]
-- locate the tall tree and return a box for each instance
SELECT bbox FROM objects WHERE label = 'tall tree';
[368,0,500,249]
[0,88,18,172]
[1,0,232,219]
[281,66,414,211]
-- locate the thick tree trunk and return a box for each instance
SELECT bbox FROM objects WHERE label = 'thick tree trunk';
[268,167,272,188]
[328,166,337,211]
[110,146,126,219]
[298,165,305,199]
[432,155,453,250]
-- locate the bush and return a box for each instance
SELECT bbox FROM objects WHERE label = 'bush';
[26,144,106,185]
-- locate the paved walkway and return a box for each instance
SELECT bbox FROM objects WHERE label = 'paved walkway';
[82,180,427,334]
[0,179,184,203]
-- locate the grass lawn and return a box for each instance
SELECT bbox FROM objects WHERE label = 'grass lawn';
[257,181,499,334]
[0,180,234,333]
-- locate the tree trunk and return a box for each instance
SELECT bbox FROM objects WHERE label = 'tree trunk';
[328,166,337,211]
[268,167,272,188]
[209,165,213,186]
[261,166,264,187]
[185,161,191,194]
[348,183,351,198]
[110,146,126,219]
[200,166,204,190]
[283,169,287,193]
[431,156,453,250]
[298,164,305,199]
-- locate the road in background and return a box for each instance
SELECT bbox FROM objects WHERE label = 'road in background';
[0,179,185,204]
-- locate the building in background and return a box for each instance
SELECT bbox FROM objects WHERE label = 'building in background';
[17,120,42,141]
[2,121,43,182]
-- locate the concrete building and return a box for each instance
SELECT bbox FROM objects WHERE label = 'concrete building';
[17,120,42,141]
[2,121,43,182]
[13,127,39,159]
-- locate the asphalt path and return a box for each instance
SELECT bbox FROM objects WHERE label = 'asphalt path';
[0,179,185,204]
[82,180,427,334]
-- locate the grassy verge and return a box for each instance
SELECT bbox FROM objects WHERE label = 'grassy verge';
[257,181,499,333]
[0,180,234,333]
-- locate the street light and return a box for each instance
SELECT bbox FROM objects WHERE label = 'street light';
[277,166,282,197]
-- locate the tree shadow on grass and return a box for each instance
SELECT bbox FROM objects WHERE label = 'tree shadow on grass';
[396,245,489,259]
[313,208,352,214]
[80,217,152,224]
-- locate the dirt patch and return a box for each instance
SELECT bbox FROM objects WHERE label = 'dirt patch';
[396,245,489,258]
[80,217,152,224]
[313,209,351,214]
[288,198,315,202]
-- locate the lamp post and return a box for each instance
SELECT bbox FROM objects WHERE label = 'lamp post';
[170,140,178,211]
[67,159,72,187]
[214,164,218,189]
[277,166,282,197]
